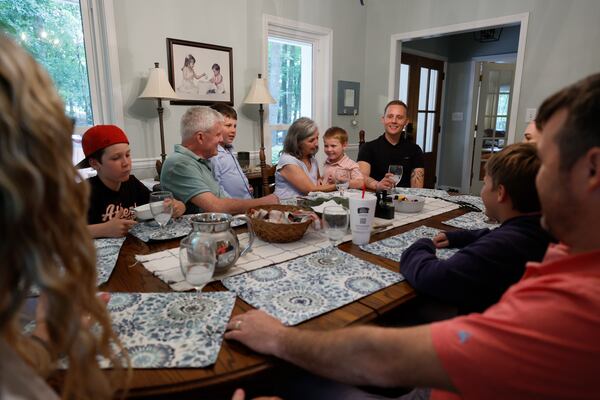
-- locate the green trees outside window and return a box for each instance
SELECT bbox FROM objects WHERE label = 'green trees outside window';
[0,0,93,125]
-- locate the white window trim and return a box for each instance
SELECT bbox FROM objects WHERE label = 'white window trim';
[79,0,124,132]
[262,14,332,166]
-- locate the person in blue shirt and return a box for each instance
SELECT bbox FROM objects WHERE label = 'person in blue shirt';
[400,143,554,314]
[210,103,254,199]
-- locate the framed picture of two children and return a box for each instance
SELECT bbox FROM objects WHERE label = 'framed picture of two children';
[167,37,233,105]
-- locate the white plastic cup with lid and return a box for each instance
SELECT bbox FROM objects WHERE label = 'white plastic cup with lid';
[347,192,377,245]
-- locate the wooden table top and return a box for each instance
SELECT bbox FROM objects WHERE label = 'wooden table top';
[102,207,468,398]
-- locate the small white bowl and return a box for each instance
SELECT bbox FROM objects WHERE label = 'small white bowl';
[393,195,425,213]
[133,203,153,220]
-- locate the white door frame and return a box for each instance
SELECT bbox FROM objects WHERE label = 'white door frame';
[388,13,529,192]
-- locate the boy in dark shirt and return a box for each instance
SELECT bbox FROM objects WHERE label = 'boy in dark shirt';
[400,143,554,314]
[78,125,184,238]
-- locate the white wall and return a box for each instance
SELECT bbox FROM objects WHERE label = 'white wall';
[362,0,600,142]
[112,0,367,178]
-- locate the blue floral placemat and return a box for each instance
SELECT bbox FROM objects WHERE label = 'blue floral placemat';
[223,248,403,326]
[443,195,485,212]
[104,292,236,368]
[442,211,500,231]
[359,226,459,263]
[95,237,126,286]
[129,216,194,242]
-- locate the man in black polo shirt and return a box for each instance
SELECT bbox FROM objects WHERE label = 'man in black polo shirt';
[358,100,425,189]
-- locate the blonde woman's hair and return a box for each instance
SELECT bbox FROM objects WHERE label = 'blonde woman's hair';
[0,35,129,399]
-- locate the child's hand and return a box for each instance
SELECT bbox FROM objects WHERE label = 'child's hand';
[102,218,137,237]
[432,232,449,248]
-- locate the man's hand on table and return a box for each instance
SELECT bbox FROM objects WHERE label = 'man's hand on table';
[225,310,286,356]
[264,193,279,204]
[376,173,396,191]
[171,199,186,218]
[432,232,449,248]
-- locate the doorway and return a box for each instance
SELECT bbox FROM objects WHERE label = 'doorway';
[389,13,529,193]
[400,52,444,188]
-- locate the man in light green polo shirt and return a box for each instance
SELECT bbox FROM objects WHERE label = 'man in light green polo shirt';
[161,106,278,214]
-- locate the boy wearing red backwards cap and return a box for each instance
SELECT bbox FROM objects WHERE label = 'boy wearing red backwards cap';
[78,125,184,238]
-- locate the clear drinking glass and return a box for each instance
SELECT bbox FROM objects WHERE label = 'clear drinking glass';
[149,191,174,235]
[179,236,216,292]
[334,169,350,196]
[321,205,349,264]
[388,165,404,187]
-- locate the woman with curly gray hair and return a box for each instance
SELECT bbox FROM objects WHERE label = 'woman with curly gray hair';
[274,117,336,199]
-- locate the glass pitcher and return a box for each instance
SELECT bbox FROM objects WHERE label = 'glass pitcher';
[187,213,254,273]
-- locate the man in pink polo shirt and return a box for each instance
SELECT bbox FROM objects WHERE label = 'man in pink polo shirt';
[224,73,600,399]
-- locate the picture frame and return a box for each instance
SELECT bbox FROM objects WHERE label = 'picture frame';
[166,38,233,105]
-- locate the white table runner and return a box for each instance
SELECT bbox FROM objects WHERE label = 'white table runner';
[136,197,459,291]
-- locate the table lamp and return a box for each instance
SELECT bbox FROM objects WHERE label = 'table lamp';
[138,62,179,177]
[243,73,276,195]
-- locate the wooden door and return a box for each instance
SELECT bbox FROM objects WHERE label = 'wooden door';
[400,52,445,188]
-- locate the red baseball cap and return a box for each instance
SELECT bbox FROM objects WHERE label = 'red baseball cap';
[76,125,129,168]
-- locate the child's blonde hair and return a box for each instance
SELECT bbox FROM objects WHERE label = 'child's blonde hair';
[323,126,348,145]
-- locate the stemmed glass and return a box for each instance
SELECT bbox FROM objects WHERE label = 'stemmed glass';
[149,191,174,237]
[388,165,404,187]
[321,205,349,264]
[179,236,216,292]
[334,169,350,197]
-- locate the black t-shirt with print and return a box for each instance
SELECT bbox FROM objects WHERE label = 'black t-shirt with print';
[87,175,150,224]
[357,134,424,187]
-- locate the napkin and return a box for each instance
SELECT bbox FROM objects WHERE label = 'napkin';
[310,199,343,213]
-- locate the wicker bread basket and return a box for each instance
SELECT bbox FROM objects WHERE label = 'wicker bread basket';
[247,204,313,243]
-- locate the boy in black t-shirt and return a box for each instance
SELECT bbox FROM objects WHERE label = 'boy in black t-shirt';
[78,125,185,238]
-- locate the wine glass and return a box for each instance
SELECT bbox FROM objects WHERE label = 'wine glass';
[388,165,404,187]
[179,236,216,292]
[149,191,174,236]
[334,169,350,196]
[321,205,349,264]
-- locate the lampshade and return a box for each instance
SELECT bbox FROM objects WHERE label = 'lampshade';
[138,62,179,100]
[243,74,276,104]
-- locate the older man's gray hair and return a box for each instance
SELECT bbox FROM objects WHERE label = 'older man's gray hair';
[180,106,224,141]
[282,117,319,159]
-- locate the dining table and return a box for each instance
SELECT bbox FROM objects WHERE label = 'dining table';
[101,205,471,399]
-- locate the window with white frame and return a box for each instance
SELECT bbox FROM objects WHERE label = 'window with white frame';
[264,15,332,165]
[0,0,122,167]
[267,36,313,164]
